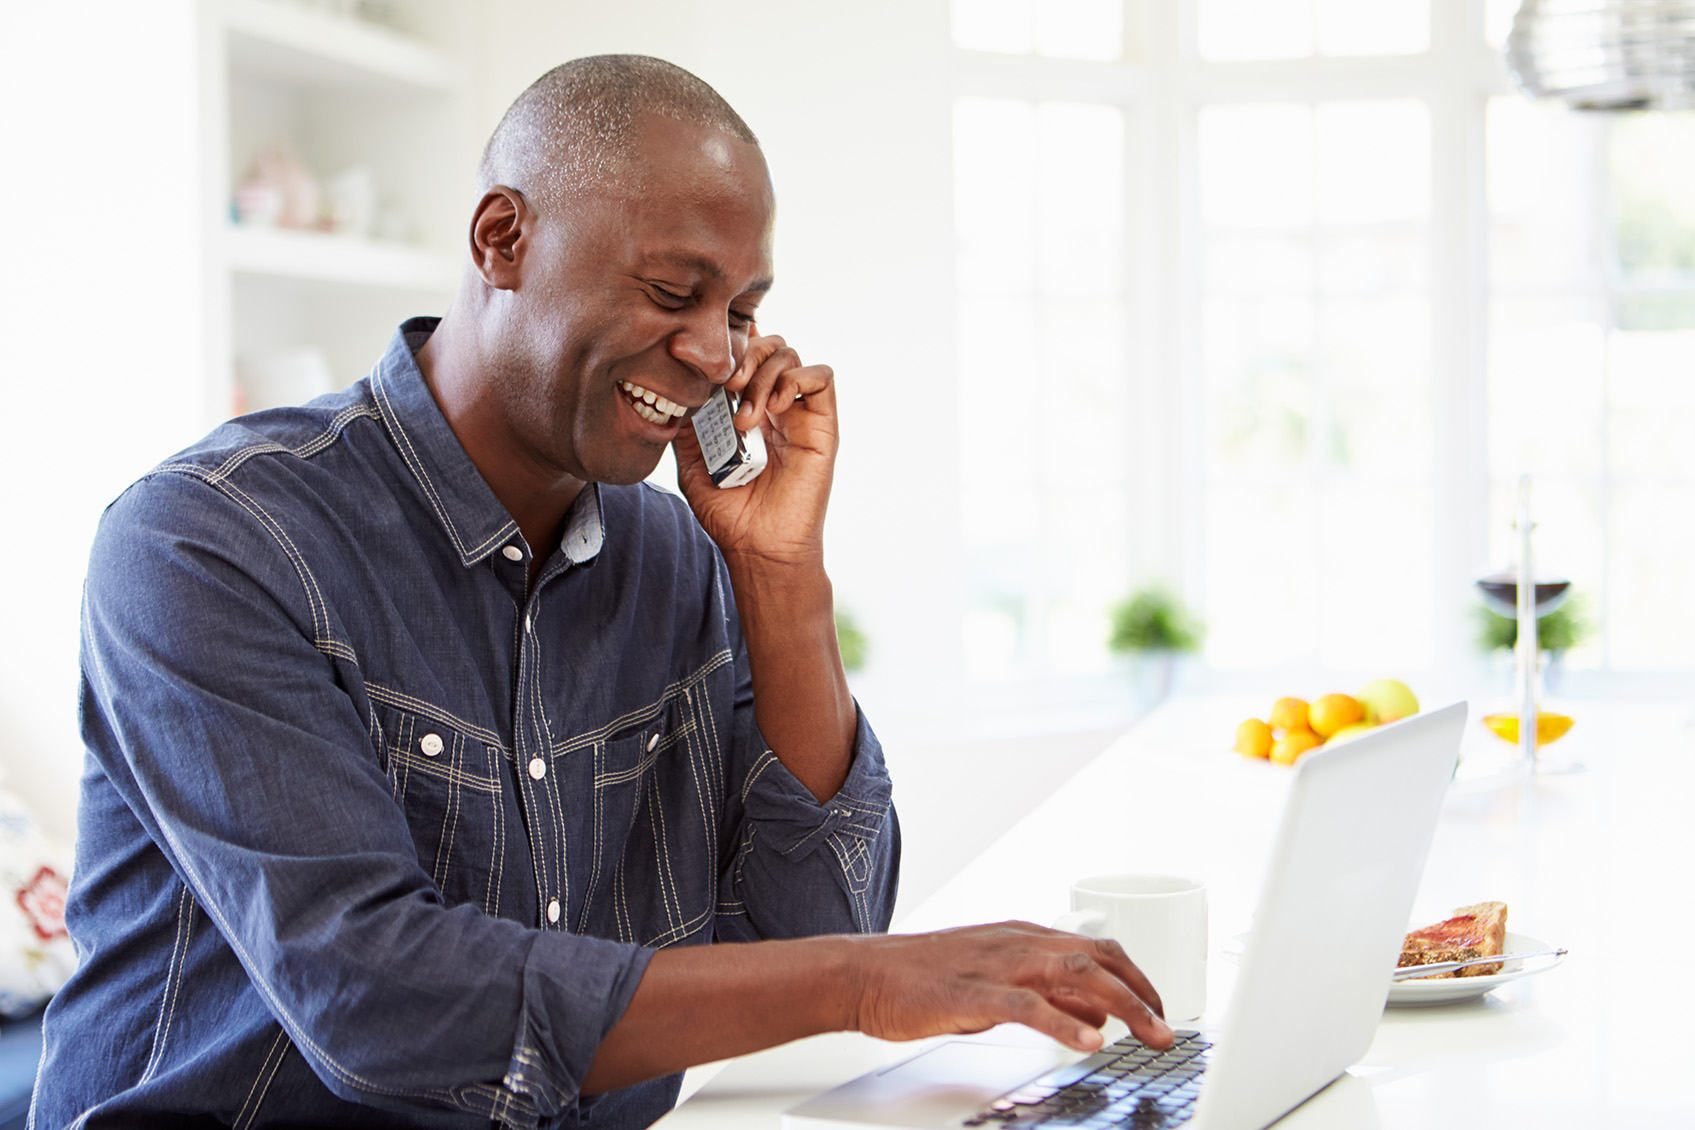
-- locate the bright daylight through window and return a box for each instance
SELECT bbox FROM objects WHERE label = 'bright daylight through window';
[951,0,1695,702]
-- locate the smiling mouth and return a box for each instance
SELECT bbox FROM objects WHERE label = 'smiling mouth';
[619,380,690,427]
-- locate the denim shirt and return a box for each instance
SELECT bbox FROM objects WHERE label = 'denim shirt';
[34,319,899,1129]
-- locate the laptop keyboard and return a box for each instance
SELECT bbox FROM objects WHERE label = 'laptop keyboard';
[961,1030,1212,1128]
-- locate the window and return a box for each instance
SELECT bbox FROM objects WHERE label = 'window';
[949,0,1694,709]
[954,97,1129,681]
[1199,99,1434,671]
[1488,102,1695,676]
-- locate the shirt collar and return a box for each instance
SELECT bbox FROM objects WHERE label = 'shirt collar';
[369,317,605,570]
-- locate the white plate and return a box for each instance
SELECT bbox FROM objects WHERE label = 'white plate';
[1387,931,1564,1006]
[1220,930,1565,1008]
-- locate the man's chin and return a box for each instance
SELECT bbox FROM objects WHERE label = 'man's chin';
[582,446,669,488]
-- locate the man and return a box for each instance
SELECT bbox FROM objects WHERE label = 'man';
[37,56,1169,1128]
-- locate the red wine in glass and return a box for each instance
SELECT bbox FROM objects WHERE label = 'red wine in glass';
[1475,573,1572,618]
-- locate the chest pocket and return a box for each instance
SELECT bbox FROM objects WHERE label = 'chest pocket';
[576,691,715,948]
[372,703,509,916]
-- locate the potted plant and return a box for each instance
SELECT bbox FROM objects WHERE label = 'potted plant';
[835,608,869,674]
[1475,592,1589,695]
[1107,587,1205,707]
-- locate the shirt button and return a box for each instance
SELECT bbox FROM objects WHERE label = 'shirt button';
[420,733,443,757]
[528,757,547,780]
[646,733,660,752]
[546,898,561,924]
[502,544,523,562]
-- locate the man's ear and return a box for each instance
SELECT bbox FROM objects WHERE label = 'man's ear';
[469,186,529,290]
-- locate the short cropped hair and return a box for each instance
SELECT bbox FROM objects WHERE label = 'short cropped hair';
[478,54,758,211]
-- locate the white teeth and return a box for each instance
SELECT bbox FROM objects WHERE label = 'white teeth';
[620,380,687,420]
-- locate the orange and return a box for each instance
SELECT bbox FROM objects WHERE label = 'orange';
[1309,693,1365,739]
[1269,697,1310,735]
[1234,719,1274,759]
[1271,729,1323,766]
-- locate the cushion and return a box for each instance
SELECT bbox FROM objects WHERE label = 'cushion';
[0,788,74,1018]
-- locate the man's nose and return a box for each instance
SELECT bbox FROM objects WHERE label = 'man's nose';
[668,309,736,385]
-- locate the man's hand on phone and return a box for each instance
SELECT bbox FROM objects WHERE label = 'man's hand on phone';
[672,327,837,569]
[672,326,854,803]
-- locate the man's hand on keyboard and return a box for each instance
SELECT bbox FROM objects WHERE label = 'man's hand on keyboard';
[844,921,1176,1053]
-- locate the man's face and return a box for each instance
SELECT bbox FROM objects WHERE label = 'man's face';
[497,115,776,487]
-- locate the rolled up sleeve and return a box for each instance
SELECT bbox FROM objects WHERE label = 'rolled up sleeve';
[715,703,900,941]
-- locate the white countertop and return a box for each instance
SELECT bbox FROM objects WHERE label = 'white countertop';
[656,696,1695,1128]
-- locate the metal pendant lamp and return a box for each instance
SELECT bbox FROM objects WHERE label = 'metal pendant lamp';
[1507,0,1695,110]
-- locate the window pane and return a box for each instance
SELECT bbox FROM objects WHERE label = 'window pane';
[1608,329,1695,479]
[958,296,1037,475]
[1199,0,1313,60]
[1315,482,1434,670]
[952,0,1123,60]
[1321,298,1431,475]
[1318,231,1427,295]
[1036,0,1123,61]
[1487,97,1602,292]
[1608,484,1695,670]
[955,95,1130,684]
[1315,101,1430,224]
[955,99,1037,295]
[952,0,1034,54]
[1039,299,1128,484]
[1611,112,1695,279]
[1199,104,1314,227]
[1314,0,1428,56]
[1204,296,1315,473]
[1037,103,1125,293]
[1201,97,1436,671]
[1487,299,1604,479]
[1204,485,1318,667]
[1207,233,1316,297]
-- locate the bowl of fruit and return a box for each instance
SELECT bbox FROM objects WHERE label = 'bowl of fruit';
[1234,679,1420,766]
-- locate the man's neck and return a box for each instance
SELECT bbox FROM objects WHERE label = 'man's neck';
[414,315,587,576]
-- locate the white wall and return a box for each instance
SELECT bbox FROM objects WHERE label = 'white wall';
[0,0,213,839]
[0,0,1010,843]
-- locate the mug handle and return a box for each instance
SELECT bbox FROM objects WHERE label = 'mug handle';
[1053,909,1107,937]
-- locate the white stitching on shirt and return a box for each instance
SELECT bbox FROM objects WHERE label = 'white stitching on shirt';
[433,730,465,891]
[139,884,194,1085]
[486,744,505,917]
[234,1025,293,1129]
[741,752,779,803]
[370,366,474,560]
[548,650,734,756]
[365,684,509,754]
[167,404,383,486]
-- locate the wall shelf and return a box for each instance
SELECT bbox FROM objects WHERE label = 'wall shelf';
[226,225,459,291]
[222,0,462,95]
[205,0,474,414]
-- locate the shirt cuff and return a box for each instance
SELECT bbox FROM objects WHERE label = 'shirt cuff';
[496,930,653,1123]
[739,703,893,862]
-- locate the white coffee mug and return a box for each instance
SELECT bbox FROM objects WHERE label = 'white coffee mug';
[1054,873,1207,1023]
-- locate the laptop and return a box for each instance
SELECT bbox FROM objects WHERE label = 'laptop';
[784,702,1467,1130]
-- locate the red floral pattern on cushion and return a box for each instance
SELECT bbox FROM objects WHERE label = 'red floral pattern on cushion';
[17,866,68,941]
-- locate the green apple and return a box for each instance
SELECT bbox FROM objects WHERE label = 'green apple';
[1357,679,1419,725]
[1325,722,1377,746]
